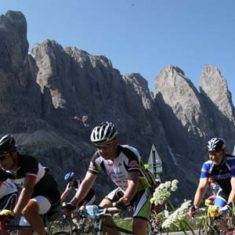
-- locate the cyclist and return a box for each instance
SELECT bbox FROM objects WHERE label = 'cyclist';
[189,137,235,216]
[70,121,154,235]
[61,171,96,207]
[0,168,18,210]
[204,179,221,206]
[0,134,60,235]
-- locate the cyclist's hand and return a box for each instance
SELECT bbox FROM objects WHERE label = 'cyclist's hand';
[114,196,130,209]
[219,204,232,215]
[187,205,197,217]
[62,202,76,210]
[0,209,15,222]
[61,202,76,216]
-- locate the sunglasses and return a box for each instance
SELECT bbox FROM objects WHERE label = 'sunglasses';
[0,155,7,161]
[95,141,114,149]
[0,152,10,161]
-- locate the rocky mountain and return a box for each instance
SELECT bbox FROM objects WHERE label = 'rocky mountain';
[0,10,235,202]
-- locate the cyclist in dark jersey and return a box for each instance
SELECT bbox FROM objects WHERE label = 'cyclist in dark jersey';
[70,122,153,235]
[0,135,60,235]
[61,171,96,206]
[189,137,235,216]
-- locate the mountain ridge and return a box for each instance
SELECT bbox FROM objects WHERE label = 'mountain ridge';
[0,10,234,202]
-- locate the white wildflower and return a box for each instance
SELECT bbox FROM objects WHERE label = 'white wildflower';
[151,179,179,206]
[171,179,179,191]
[162,200,191,228]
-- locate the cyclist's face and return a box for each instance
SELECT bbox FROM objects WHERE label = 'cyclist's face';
[97,140,118,160]
[208,150,225,165]
[0,152,16,170]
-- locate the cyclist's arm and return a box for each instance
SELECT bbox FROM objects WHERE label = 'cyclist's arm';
[13,175,36,216]
[60,184,70,202]
[119,171,140,205]
[193,178,208,208]
[70,171,97,207]
[227,176,235,204]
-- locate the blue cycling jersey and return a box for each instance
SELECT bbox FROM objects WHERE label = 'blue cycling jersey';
[200,154,235,195]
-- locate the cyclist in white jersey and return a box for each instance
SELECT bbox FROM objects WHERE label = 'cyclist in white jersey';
[70,122,152,235]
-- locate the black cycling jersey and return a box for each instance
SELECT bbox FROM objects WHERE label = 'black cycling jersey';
[10,154,60,204]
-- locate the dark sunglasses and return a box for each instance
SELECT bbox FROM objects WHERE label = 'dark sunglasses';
[0,155,7,161]
[96,141,115,149]
[0,151,10,161]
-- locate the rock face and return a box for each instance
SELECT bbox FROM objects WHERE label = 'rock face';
[0,11,235,202]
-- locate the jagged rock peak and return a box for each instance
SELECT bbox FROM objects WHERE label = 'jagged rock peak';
[201,64,222,78]
[200,64,235,122]
[30,40,65,62]
[0,11,28,73]
[161,65,185,76]
[65,46,113,69]
[123,73,152,110]
[154,65,197,97]
[30,40,66,95]
[154,65,204,135]
[123,73,149,90]
[0,11,27,33]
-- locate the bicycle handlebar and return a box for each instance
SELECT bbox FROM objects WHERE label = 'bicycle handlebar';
[61,202,76,211]
[98,207,120,215]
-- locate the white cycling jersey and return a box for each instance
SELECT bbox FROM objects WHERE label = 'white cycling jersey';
[88,145,149,191]
[0,178,18,198]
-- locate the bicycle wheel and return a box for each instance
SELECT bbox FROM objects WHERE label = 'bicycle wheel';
[52,233,70,235]
[199,217,220,235]
[47,217,73,235]
[148,218,161,235]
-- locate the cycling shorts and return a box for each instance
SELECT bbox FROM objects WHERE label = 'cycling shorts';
[19,195,52,226]
[105,187,152,221]
[214,189,228,207]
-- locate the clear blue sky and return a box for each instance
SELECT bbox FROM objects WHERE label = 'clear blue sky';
[1,0,235,103]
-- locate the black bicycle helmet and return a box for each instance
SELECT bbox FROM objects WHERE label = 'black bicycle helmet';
[0,135,16,154]
[207,137,225,152]
[90,121,118,146]
[64,171,75,182]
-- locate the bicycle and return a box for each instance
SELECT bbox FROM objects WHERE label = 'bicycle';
[0,217,72,235]
[0,205,72,235]
[197,205,235,235]
[61,204,134,235]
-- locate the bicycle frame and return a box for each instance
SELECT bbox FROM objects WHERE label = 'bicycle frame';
[0,220,33,235]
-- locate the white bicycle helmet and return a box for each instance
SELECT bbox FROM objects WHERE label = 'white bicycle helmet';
[90,122,118,146]
[207,137,225,151]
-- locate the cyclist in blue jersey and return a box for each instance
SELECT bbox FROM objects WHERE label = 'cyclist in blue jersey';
[189,137,235,216]
[70,122,153,235]
[61,171,95,206]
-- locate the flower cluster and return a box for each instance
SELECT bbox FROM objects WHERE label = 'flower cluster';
[161,200,191,229]
[207,205,220,218]
[150,179,179,206]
